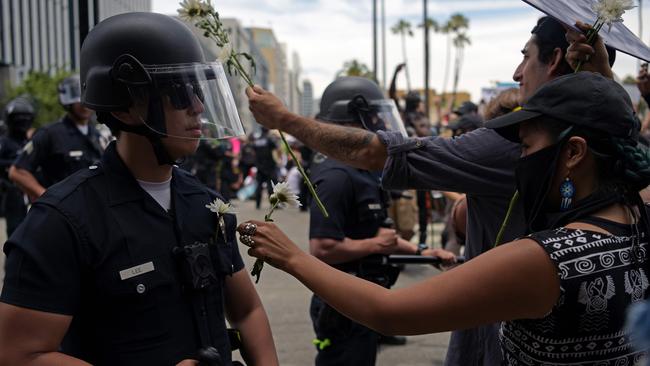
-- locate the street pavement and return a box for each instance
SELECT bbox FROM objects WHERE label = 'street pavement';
[0,200,451,365]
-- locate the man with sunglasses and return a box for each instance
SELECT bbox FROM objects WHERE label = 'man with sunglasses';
[9,75,103,203]
[0,12,278,366]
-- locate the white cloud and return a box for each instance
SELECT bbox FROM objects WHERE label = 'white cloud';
[154,0,650,102]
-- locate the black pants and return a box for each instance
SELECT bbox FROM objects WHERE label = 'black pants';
[254,170,276,209]
[310,295,379,366]
[416,191,429,244]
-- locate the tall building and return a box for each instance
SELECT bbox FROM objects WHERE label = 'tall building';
[0,0,151,100]
[288,51,302,115]
[184,17,269,134]
[301,80,314,117]
[248,27,289,105]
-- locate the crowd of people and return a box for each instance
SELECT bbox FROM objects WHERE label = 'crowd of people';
[0,9,649,366]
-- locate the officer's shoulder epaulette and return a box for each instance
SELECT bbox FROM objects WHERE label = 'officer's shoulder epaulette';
[38,164,103,206]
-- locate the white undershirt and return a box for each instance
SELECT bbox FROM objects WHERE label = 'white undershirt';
[137,178,172,211]
[76,124,89,135]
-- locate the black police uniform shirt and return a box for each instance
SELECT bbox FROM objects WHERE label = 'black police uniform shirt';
[0,142,245,365]
[309,153,387,266]
[252,135,278,176]
[13,115,103,187]
[0,134,28,216]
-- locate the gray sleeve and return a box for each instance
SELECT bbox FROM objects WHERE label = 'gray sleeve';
[377,128,520,197]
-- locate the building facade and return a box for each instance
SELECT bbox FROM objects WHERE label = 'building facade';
[301,80,314,117]
[0,0,151,100]
[248,27,289,106]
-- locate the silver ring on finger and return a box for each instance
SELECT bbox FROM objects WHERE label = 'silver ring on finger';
[242,223,258,236]
[584,54,591,63]
[240,234,255,247]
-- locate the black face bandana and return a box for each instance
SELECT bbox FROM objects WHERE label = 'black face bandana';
[515,142,565,233]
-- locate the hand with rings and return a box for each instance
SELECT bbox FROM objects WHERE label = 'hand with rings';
[237,220,306,272]
[240,234,256,248]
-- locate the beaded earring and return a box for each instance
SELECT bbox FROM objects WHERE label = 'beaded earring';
[559,176,575,211]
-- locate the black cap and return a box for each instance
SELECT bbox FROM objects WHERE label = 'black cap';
[485,72,636,142]
[453,101,478,116]
[448,113,483,131]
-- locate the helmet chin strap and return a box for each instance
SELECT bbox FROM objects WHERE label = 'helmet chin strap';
[102,94,177,166]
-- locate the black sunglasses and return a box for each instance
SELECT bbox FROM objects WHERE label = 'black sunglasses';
[161,81,205,110]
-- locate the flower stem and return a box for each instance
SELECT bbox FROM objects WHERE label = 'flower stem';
[493,190,519,247]
[279,132,329,218]
[232,54,328,218]
[251,201,279,283]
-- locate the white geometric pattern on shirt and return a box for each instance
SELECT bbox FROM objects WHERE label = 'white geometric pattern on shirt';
[578,276,615,331]
[624,268,649,303]
[499,227,648,365]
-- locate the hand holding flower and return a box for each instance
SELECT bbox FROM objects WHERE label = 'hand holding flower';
[246,86,293,131]
[237,220,307,274]
[565,21,612,78]
[573,0,635,72]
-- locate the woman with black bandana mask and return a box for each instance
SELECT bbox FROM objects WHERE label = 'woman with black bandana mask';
[236,72,650,365]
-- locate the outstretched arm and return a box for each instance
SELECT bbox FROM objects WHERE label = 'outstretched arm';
[388,63,406,108]
[238,220,559,336]
[246,86,387,170]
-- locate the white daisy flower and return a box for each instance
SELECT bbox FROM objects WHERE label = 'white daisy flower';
[591,0,636,30]
[205,197,234,215]
[270,181,302,209]
[178,0,213,21]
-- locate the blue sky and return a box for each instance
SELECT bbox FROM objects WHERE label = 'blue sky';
[154,0,649,101]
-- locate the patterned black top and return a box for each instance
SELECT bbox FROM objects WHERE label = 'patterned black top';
[500,220,648,365]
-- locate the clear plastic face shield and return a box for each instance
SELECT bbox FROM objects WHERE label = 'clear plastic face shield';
[130,62,245,140]
[326,97,407,136]
[365,99,408,136]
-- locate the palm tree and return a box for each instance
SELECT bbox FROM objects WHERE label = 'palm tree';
[391,19,414,91]
[419,17,439,118]
[441,13,469,109]
[450,32,471,108]
[337,59,374,79]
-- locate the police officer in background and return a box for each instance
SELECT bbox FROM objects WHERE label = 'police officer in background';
[9,75,103,202]
[252,127,278,209]
[0,97,34,236]
[0,12,278,366]
[307,77,456,366]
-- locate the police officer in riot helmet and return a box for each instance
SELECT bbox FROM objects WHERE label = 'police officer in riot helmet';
[0,12,278,366]
[0,97,34,236]
[9,74,103,201]
[308,76,455,366]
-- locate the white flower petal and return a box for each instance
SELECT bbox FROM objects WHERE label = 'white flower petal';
[270,181,302,208]
[205,198,234,215]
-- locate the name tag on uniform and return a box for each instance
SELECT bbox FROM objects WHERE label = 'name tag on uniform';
[119,261,155,280]
[368,203,381,210]
[69,150,83,157]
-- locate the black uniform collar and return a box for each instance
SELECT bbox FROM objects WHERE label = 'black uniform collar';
[102,141,203,207]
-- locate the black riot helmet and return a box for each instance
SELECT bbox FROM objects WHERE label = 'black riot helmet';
[80,12,244,164]
[316,77,407,136]
[3,96,34,139]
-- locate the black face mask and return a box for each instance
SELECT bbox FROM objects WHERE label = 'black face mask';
[515,142,565,233]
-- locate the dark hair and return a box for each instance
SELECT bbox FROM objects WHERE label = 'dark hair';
[533,118,650,197]
[405,91,422,113]
[531,17,573,76]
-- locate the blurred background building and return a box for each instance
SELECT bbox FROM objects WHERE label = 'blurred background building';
[0,0,151,102]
